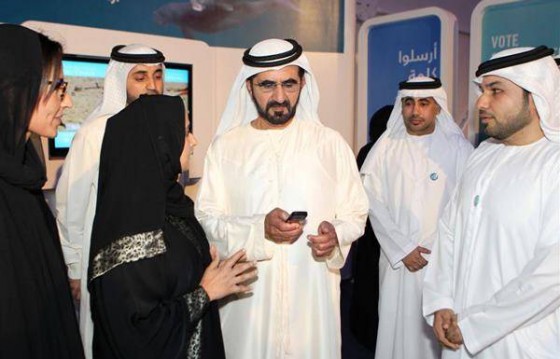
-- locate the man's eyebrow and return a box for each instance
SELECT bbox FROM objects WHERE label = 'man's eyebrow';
[484,81,503,88]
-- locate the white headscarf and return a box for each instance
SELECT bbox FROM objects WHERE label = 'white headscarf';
[385,76,463,138]
[215,38,321,137]
[360,76,467,178]
[84,44,165,123]
[473,47,560,143]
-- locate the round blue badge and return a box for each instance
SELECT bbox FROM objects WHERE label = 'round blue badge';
[430,172,438,181]
[474,195,480,207]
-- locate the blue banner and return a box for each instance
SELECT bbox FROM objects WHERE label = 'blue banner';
[367,15,441,124]
[481,0,560,61]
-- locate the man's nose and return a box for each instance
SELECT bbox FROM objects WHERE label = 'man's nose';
[270,84,287,102]
[476,93,489,110]
[146,76,156,90]
[412,102,421,115]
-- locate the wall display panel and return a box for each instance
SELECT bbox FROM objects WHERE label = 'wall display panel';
[2,0,345,52]
[48,56,193,159]
[20,21,214,190]
[19,2,356,190]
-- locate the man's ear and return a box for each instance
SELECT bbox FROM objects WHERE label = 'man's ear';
[431,97,441,115]
[246,79,253,96]
[527,92,540,120]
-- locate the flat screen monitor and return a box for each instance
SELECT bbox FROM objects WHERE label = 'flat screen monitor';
[48,54,193,158]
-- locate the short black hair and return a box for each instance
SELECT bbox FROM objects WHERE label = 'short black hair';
[37,32,63,100]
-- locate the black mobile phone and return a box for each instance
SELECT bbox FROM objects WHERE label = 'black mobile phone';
[286,211,308,222]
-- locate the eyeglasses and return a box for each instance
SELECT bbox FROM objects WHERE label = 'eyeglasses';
[254,79,301,94]
[48,78,69,100]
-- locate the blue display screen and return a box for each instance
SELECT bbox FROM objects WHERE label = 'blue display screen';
[49,55,192,158]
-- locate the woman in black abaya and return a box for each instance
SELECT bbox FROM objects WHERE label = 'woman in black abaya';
[0,24,84,358]
[88,95,256,359]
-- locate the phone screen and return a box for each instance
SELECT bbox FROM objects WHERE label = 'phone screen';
[286,211,308,222]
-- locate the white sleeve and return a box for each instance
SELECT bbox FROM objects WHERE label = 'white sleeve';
[422,191,459,324]
[326,138,369,269]
[362,148,417,268]
[422,140,473,323]
[455,139,474,180]
[55,128,98,279]
[195,143,274,261]
[458,177,560,355]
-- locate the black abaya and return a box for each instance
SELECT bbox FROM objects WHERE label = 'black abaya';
[88,95,225,359]
[0,24,84,359]
[91,214,224,359]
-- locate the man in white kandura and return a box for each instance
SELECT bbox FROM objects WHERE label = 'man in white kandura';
[360,76,473,359]
[423,46,560,358]
[195,38,368,359]
[55,44,165,359]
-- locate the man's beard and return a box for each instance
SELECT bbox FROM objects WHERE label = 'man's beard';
[481,93,531,140]
[252,94,299,126]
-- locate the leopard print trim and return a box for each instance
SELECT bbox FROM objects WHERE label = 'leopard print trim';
[184,287,209,358]
[90,229,166,281]
[186,319,203,358]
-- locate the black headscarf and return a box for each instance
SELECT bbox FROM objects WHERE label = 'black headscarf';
[89,95,190,279]
[0,24,46,189]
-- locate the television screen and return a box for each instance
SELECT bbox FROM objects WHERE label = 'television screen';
[162,62,193,132]
[48,55,193,158]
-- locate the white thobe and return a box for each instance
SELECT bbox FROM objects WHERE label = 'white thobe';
[196,119,368,359]
[423,138,560,358]
[361,127,473,359]
[55,115,110,359]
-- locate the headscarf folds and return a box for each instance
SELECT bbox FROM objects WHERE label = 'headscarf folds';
[84,44,165,123]
[360,76,467,177]
[384,76,463,138]
[216,38,321,137]
[473,46,560,143]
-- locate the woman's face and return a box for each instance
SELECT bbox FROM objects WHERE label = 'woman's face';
[179,113,198,171]
[28,69,73,139]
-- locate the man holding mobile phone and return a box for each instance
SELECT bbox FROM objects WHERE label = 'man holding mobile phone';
[196,39,368,359]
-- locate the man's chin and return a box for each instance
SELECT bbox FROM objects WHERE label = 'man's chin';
[264,115,293,126]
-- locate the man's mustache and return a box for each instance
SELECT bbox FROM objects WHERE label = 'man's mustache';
[479,110,494,118]
[266,101,290,111]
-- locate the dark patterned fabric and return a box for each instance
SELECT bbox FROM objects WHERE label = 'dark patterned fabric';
[184,287,210,359]
[89,229,166,281]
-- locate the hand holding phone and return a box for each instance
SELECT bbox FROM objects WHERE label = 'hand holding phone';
[285,211,308,223]
[265,208,305,244]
